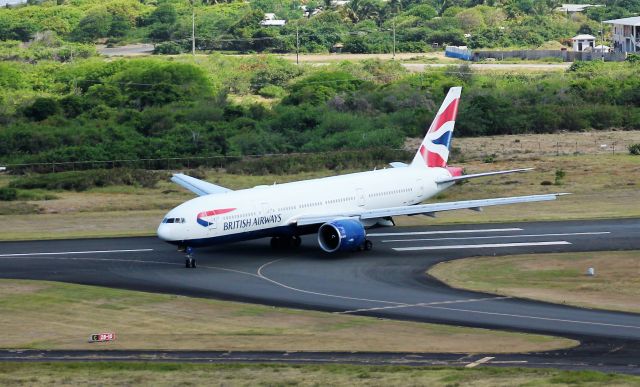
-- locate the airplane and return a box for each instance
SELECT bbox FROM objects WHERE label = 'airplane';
[157,87,567,268]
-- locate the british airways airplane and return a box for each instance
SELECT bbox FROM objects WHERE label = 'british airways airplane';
[158,87,566,267]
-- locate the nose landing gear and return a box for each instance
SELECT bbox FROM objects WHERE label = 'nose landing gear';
[184,246,196,269]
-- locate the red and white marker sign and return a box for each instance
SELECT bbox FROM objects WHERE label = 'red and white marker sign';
[89,332,116,342]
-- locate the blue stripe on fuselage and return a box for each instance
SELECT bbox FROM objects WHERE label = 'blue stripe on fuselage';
[164,224,320,248]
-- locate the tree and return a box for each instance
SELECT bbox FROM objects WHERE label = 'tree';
[72,10,112,42]
[24,97,60,121]
[147,3,177,25]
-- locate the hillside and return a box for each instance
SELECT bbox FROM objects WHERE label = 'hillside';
[0,55,639,167]
[1,0,640,54]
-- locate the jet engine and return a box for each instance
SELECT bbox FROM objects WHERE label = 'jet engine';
[317,219,367,253]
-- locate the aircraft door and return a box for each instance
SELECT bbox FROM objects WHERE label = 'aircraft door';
[356,188,366,207]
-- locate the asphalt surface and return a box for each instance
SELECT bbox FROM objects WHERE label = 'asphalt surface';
[1,218,640,373]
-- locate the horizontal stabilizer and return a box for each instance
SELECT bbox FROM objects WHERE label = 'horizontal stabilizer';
[171,173,233,196]
[435,168,533,185]
[389,162,409,168]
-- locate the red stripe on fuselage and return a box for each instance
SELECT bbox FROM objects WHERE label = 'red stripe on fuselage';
[429,98,459,134]
[197,208,236,219]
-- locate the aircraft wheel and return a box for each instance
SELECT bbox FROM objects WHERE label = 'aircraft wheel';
[185,258,190,268]
[191,258,197,268]
[270,237,282,249]
[293,236,302,248]
[364,239,373,251]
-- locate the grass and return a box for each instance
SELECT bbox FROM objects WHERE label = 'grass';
[428,251,640,314]
[0,362,639,386]
[0,279,577,353]
[0,130,639,240]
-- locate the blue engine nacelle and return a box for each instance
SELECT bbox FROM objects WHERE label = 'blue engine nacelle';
[317,219,366,253]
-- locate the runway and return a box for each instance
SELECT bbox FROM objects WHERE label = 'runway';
[1,218,640,371]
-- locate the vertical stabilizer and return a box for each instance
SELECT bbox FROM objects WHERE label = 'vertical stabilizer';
[411,87,462,168]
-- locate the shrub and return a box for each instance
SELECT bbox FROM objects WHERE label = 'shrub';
[0,187,17,201]
[23,97,60,121]
[153,42,184,55]
[258,85,286,99]
[554,169,566,185]
[10,169,164,192]
[626,54,640,63]
[629,144,640,155]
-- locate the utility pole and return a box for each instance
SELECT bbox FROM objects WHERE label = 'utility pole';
[191,0,195,55]
[601,20,605,62]
[392,19,396,60]
[296,25,300,65]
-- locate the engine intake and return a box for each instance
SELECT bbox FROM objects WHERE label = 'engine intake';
[318,219,366,253]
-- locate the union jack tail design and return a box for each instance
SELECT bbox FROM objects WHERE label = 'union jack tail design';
[411,87,461,168]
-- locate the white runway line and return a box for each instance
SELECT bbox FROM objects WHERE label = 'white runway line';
[0,249,153,257]
[338,296,511,314]
[368,228,523,237]
[422,305,640,330]
[393,241,571,251]
[465,357,494,368]
[383,231,611,243]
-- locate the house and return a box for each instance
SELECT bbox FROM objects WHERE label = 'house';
[556,4,603,14]
[571,34,595,51]
[260,13,286,26]
[604,16,640,53]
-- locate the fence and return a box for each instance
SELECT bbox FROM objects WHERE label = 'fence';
[1,139,637,175]
[472,49,627,62]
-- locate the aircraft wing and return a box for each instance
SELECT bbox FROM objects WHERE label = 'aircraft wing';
[293,193,568,226]
[171,173,233,196]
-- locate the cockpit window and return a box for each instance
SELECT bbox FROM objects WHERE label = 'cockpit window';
[166,218,175,223]
[163,217,185,224]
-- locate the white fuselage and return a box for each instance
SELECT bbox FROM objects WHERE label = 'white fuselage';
[157,166,454,246]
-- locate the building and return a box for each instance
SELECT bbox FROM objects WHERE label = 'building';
[604,16,640,53]
[556,4,603,14]
[571,34,595,51]
[260,13,286,27]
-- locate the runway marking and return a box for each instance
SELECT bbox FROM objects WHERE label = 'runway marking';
[337,296,511,314]
[465,356,494,368]
[0,249,153,257]
[421,305,640,330]
[393,241,571,252]
[382,232,611,243]
[368,228,522,237]
[256,259,404,305]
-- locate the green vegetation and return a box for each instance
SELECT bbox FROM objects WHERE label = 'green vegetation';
[1,362,639,386]
[630,144,640,155]
[2,0,639,53]
[0,54,639,168]
[9,169,164,191]
[0,279,576,352]
[429,251,640,313]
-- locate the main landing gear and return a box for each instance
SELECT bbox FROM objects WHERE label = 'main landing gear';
[364,239,373,251]
[184,246,196,269]
[270,235,302,250]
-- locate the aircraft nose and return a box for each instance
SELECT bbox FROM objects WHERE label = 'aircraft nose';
[157,224,172,241]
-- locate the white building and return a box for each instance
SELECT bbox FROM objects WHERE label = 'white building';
[604,16,640,53]
[571,34,595,51]
[260,13,286,26]
[556,4,603,14]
